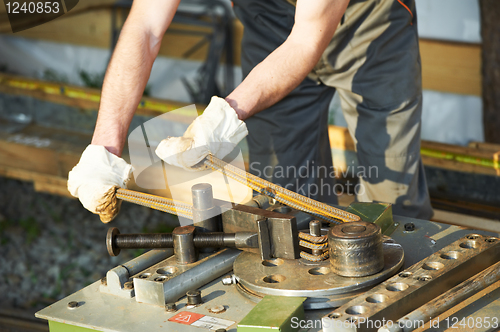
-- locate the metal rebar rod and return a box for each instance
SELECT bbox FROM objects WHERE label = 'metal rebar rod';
[116,188,193,219]
[203,155,361,223]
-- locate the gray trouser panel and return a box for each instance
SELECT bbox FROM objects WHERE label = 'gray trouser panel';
[232,0,433,219]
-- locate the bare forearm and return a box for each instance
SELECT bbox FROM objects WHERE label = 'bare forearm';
[226,39,321,120]
[227,0,349,120]
[91,0,180,156]
[92,26,158,156]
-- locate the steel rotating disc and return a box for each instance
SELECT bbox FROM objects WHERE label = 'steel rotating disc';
[233,241,404,309]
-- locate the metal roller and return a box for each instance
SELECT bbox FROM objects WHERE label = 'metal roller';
[328,221,385,277]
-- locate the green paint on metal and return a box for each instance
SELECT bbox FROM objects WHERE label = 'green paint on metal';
[48,321,97,332]
[421,148,500,169]
[237,295,306,332]
[346,202,397,235]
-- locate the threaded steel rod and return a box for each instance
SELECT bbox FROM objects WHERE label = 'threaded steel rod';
[111,232,236,249]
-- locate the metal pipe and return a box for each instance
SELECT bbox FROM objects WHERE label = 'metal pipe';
[173,226,197,265]
[192,183,220,232]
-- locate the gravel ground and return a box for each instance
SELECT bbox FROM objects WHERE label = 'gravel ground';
[0,177,179,311]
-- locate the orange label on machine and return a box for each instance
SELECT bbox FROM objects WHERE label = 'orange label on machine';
[168,311,205,325]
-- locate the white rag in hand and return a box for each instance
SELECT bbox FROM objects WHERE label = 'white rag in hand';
[68,145,133,223]
[155,96,248,170]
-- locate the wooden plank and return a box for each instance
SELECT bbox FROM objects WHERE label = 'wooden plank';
[468,141,500,153]
[420,39,482,96]
[330,125,496,161]
[328,125,356,151]
[432,209,500,233]
[33,180,73,197]
[421,155,498,177]
[0,5,231,63]
[0,73,201,121]
[1,6,481,97]
[0,165,72,197]
[328,125,500,177]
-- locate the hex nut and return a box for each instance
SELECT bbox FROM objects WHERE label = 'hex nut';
[124,281,134,290]
[165,303,177,312]
[404,223,416,232]
[186,290,202,305]
[67,301,79,309]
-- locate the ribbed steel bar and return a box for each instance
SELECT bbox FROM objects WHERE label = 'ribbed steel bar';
[204,155,360,223]
[116,188,193,219]
[115,156,361,223]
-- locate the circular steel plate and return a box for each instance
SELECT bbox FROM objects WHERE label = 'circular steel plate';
[234,242,404,309]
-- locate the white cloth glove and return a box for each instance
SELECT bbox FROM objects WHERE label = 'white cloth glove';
[155,96,248,170]
[68,145,133,223]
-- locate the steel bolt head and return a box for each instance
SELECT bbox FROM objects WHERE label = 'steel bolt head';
[208,305,226,314]
[221,275,235,285]
[165,303,177,312]
[100,277,107,286]
[404,223,416,232]
[124,281,134,290]
[67,301,79,309]
[186,289,202,305]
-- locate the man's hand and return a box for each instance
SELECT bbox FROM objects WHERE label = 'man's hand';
[68,145,133,223]
[155,96,248,170]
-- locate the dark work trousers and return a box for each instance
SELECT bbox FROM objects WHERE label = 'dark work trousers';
[232,0,433,219]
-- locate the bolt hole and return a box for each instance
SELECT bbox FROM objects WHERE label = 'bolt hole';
[460,240,479,249]
[422,262,444,270]
[440,251,459,260]
[345,305,369,315]
[328,313,342,319]
[345,317,358,324]
[262,258,284,267]
[154,276,167,282]
[466,234,481,240]
[138,273,151,279]
[486,238,498,243]
[366,294,388,303]
[308,267,330,276]
[398,272,412,278]
[417,275,432,281]
[263,274,286,283]
[386,282,409,292]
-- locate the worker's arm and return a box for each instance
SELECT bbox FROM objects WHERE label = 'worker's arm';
[91,0,181,156]
[156,0,349,169]
[226,0,350,120]
[68,0,180,222]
